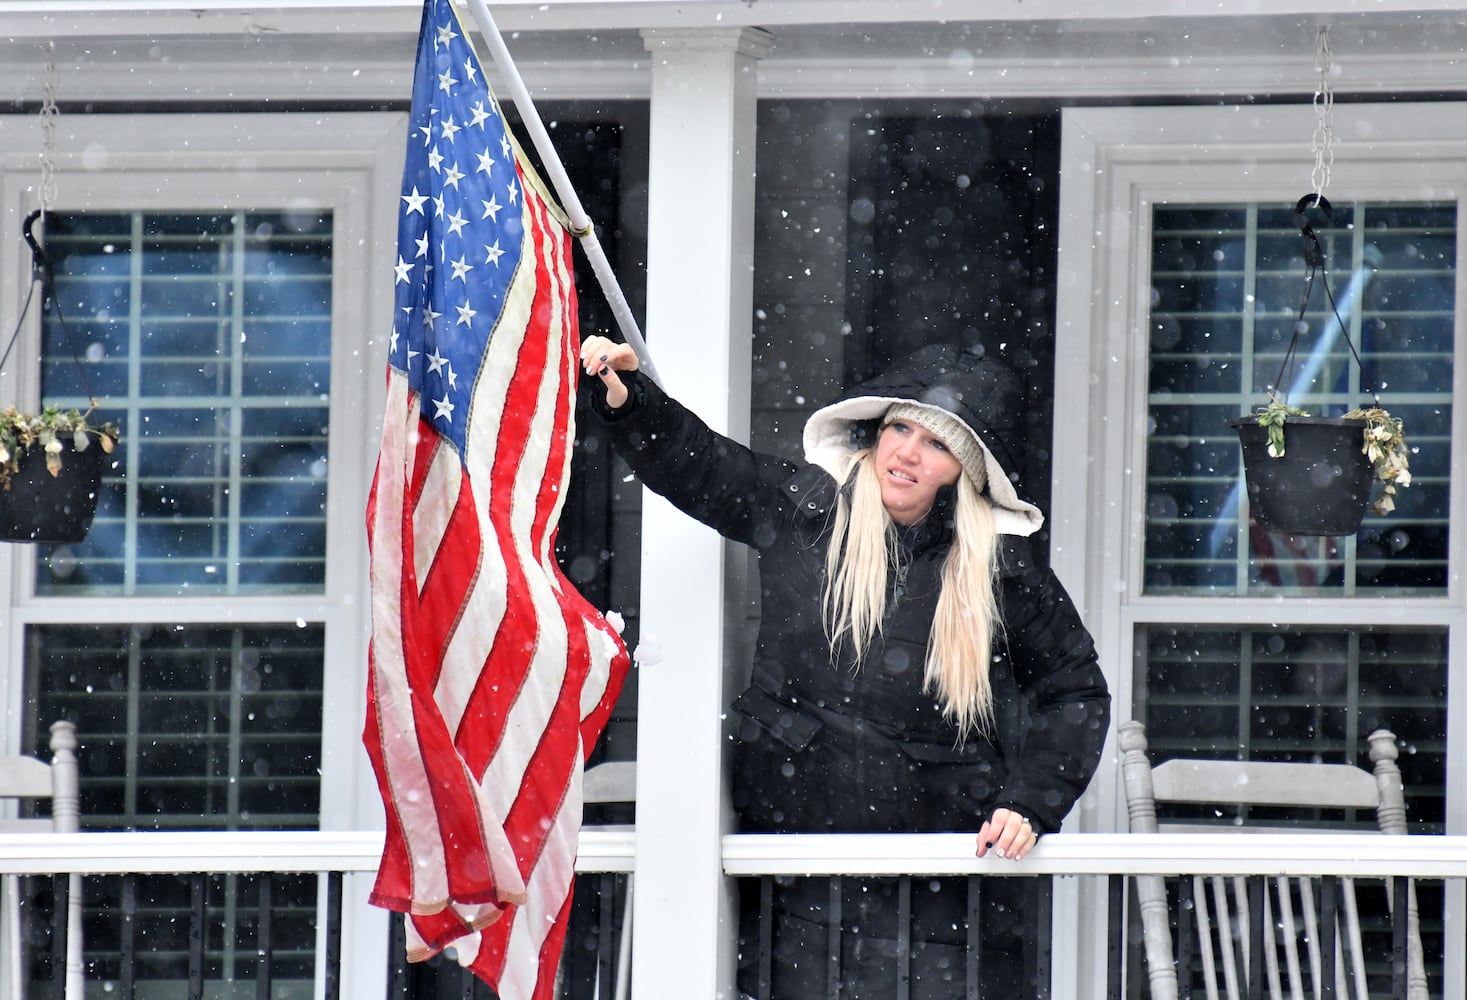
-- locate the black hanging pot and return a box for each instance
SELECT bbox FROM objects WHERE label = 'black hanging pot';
[1231,415,1373,536]
[0,437,106,544]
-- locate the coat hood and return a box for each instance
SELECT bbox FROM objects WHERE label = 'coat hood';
[802,344,1043,536]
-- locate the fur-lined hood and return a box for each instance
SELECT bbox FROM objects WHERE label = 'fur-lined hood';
[801,344,1043,537]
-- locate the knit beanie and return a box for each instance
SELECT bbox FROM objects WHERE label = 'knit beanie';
[882,402,988,492]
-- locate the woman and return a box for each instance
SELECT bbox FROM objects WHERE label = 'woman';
[582,338,1110,999]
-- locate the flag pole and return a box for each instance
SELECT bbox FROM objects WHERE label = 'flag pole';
[458,0,662,388]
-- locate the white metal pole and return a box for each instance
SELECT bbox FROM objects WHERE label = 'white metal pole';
[457,0,662,387]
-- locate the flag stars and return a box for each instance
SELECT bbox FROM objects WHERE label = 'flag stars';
[485,240,506,267]
[463,58,479,85]
[443,163,466,190]
[440,117,461,143]
[394,255,414,285]
[402,186,429,215]
[456,301,477,327]
[446,209,469,238]
[469,101,492,129]
[415,233,430,259]
[422,303,442,330]
[428,146,445,173]
[432,393,455,424]
[437,68,458,94]
[500,134,511,158]
[508,179,520,206]
[435,22,458,49]
[426,348,449,376]
[475,149,496,174]
[481,195,502,221]
[433,194,446,218]
[450,254,474,282]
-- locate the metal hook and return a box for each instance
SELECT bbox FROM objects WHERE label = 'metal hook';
[22,208,54,286]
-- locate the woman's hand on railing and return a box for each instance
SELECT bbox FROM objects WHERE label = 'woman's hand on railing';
[976,807,1038,862]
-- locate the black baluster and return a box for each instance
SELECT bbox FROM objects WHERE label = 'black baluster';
[1319,877,1337,1000]
[1246,877,1264,1000]
[1177,878,1195,1000]
[597,874,614,1000]
[256,875,273,1000]
[1029,877,1053,999]
[895,877,911,1000]
[388,912,410,1000]
[965,876,982,1000]
[826,878,842,1000]
[1391,877,1410,1000]
[757,877,773,999]
[1106,875,1124,1000]
[51,873,69,1000]
[120,874,137,1000]
[189,874,206,1000]
[325,872,343,1000]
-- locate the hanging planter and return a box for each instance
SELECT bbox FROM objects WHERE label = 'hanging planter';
[0,212,121,545]
[1232,412,1373,536]
[1232,195,1412,537]
[0,406,117,543]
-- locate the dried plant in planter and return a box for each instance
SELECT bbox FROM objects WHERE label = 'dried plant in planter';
[0,404,118,490]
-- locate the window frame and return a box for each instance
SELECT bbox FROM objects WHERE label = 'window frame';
[0,111,405,999]
[1054,100,1467,991]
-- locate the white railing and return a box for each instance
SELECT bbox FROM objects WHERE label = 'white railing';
[0,830,1462,999]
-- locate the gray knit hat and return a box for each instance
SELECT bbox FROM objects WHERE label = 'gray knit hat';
[881,402,988,491]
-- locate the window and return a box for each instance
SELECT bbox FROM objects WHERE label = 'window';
[1145,202,1454,595]
[0,111,400,999]
[38,210,334,595]
[1056,103,1467,996]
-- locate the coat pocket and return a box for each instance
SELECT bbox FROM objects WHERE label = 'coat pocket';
[729,686,823,751]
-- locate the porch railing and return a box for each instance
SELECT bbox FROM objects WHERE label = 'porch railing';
[0,830,1462,998]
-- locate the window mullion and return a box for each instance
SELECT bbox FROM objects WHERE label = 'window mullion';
[1237,205,1260,595]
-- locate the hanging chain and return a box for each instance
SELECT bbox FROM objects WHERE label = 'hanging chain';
[39,41,60,217]
[1309,26,1334,203]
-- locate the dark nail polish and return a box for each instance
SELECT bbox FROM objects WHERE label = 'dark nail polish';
[599,366,610,376]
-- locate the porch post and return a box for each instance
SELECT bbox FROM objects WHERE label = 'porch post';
[630,26,769,1000]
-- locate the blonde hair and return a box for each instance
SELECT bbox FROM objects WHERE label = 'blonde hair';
[821,449,1002,741]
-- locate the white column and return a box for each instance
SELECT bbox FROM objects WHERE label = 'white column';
[630,26,770,1000]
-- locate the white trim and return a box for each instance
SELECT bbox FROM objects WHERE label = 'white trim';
[1,827,1464,880]
[721,831,1467,879]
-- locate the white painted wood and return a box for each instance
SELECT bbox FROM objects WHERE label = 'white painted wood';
[0,827,1463,879]
[720,831,1467,879]
[631,26,767,1000]
[0,723,82,1000]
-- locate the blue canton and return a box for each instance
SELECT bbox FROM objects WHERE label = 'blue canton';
[391,0,525,456]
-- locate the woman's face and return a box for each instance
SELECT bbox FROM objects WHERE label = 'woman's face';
[874,420,963,525]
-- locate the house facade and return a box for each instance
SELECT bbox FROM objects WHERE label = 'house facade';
[0,1,1462,997]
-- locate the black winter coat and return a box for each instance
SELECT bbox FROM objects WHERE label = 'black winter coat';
[593,347,1109,839]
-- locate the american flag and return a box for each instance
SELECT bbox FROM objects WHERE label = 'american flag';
[364,0,631,994]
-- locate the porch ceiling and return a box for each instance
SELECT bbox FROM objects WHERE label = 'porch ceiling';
[0,2,1465,102]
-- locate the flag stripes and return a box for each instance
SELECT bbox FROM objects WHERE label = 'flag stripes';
[364,0,630,993]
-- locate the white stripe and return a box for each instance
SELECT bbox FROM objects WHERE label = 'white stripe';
[412,446,461,596]
[369,373,451,907]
